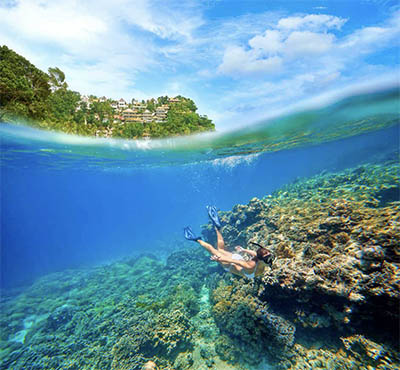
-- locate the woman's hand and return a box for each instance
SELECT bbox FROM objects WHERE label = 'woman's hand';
[210,255,221,261]
[235,246,244,253]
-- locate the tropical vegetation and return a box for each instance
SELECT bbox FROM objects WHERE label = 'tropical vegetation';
[0,45,215,139]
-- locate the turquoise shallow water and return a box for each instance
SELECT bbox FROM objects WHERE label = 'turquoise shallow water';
[0,86,399,369]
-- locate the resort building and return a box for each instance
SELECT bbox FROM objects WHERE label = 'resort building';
[168,97,180,103]
[78,95,91,109]
[133,101,146,110]
[118,98,127,109]
[142,110,154,123]
[111,101,118,110]
[122,108,138,122]
[155,105,169,123]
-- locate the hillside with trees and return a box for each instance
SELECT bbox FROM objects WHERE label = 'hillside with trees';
[0,46,215,139]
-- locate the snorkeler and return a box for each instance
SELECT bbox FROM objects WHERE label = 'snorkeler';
[184,206,273,278]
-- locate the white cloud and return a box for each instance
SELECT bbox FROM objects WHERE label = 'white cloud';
[217,10,399,81]
[249,30,283,54]
[217,13,346,76]
[0,1,108,47]
[212,9,400,129]
[284,31,335,57]
[339,26,394,53]
[218,46,282,76]
[113,0,204,40]
[0,0,205,99]
[277,14,346,31]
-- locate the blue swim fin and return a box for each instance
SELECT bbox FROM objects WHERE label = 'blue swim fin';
[206,205,221,229]
[184,226,201,241]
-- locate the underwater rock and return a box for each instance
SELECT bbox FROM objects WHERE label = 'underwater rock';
[211,279,295,365]
[111,308,193,370]
[173,351,194,370]
[165,247,219,292]
[356,245,385,271]
[282,343,363,370]
[294,310,331,329]
[199,345,215,368]
[257,308,296,348]
[319,216,349,234]
[376,185,400,207]
[45,304,77,331]
[341,334,399,369]
[147,309,193,357]
[111,334,143,370]
[214,334,241,364]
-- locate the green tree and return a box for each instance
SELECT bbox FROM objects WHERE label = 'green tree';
[0,45,51,120]
[157,96,169,105]
[90,101,112,124]
[48,67,67,91]
[147,100,155,112]
[47,89,80,122]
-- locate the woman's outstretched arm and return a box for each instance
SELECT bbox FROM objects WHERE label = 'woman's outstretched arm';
[211,255,255,270]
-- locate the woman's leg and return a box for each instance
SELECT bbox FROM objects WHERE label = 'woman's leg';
[215,227,231,256]
[197,239,222,256]
[216,227,225,250]
[197,239,232,269]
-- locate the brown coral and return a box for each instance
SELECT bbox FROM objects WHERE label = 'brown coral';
[203,161,399,368]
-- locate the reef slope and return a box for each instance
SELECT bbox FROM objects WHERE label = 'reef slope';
[203,159,399,369]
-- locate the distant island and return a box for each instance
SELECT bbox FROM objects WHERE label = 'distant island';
[0,45,215,139]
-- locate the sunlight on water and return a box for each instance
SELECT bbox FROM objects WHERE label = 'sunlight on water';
[211,153,261,168]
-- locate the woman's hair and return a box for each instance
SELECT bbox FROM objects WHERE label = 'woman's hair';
[251,242,273,265]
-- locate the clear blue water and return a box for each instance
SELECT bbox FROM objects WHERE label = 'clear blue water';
[1,87,399,370]
[1,87,399,289]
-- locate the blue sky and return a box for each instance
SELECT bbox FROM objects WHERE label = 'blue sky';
[0,0,399,130]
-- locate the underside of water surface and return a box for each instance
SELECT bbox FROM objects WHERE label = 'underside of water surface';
[0,87,399,369]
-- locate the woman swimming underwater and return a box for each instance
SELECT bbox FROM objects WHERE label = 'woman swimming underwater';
[184,206,273,278]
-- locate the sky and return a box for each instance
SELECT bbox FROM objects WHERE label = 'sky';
[0,0,399,130]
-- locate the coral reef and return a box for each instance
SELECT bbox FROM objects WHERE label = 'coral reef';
[211,279,295,366]
[111,309,193,370]
[0,249,218,370]
[279,338,400,370]
[340,334,399,368]
[1,159,399,370]
[202,160,399,368]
